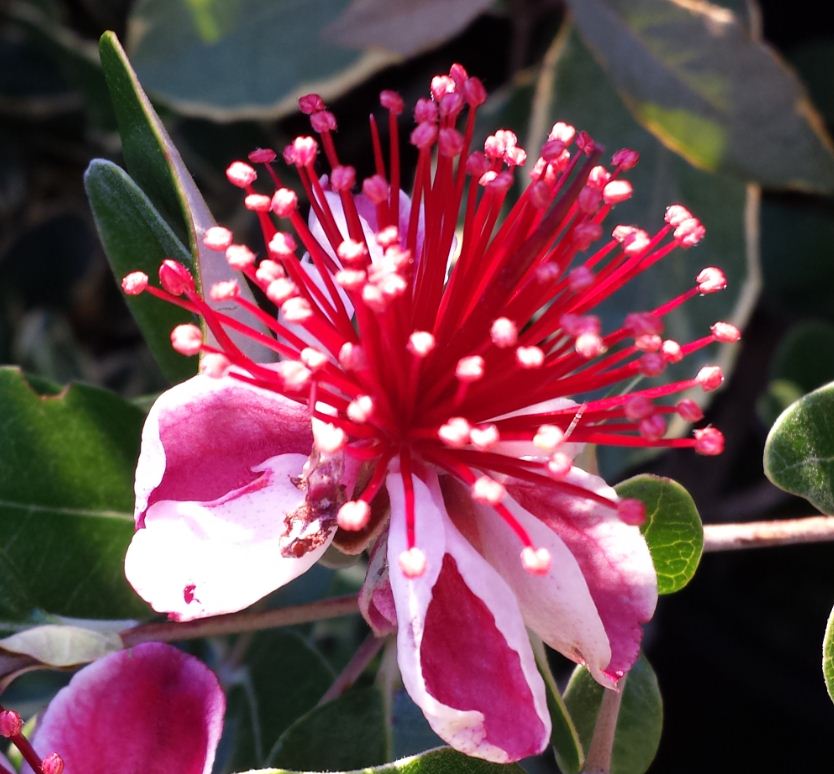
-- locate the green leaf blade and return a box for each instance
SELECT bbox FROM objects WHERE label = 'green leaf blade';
[824,605,834,704]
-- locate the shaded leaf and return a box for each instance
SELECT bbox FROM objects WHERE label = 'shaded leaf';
[390,689,443,758]
[325,0,492,57]
[764,382,834,515]
[824,604,834,704]
[567,0,834,192]
[84,158,197,382]
[616,474,703,594]
[126,0,397,121]
[563,654,662,774]
[0,367,148,623]
[0,624,121,667]
[268,686,389,771]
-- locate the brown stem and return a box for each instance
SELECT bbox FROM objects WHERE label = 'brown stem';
[318,633,387,705]
[582,684,623,774]
[120,594,358,647]
[703,516,834,552]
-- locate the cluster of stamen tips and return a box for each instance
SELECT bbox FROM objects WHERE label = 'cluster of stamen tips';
[122,64,736,580]
[1,708,62,774]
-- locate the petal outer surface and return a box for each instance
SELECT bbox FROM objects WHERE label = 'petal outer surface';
[387,470,549,762]
[23,642,224,774]
[126,453,334,620]
[134,373,312,525]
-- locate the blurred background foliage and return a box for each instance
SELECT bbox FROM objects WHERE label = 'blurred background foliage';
[2,0,834,770]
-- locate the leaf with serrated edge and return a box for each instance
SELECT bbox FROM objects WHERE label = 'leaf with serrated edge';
[764,382,834,514]
[98,31,271,361]
[566,0,834,193]
[237,746,526,773]
[85,159,197,382]
[0,367,148,622]
[564,655,662,774]
[616,475,703,595]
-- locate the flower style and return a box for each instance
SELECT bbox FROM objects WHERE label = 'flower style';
[120,65,736,762]
[1,643,224,774]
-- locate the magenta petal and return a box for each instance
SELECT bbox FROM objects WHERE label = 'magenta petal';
[23,643,224,774]
[126,452,334,620]
[135,374,312,525]
[387,470,549,763]
[509,468,657,681]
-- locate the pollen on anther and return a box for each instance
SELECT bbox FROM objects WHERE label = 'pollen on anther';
[347,395,374,423]
[711,321,741,343]
[697,267,727,294]
[203,226,233,251]
[200,354,230,378]
[226,161,257,188]
[226,244,256,270]
[338,500,371,531]
[456,356,485,382]
[470,424,500,449]
[516,346,544,368]
[122,271,148,295]
[301,347,328,370]
[534,424,565,451]
[490,317,518,348]
[521,546,551,575]
[694,426,724,455]
[696,365,724,392]
[210,280,239,301]
[314,422,348,453]
[547,452,572,479]
[408,331,436,357]
[438,417,471,447]
[399,547,427,578]
[472,476,505,505]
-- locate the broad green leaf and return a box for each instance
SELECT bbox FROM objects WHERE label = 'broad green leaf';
[268,686,389,771]
[764,382,834,514]
[563,655,662,774]
[616,474,703,594]
[566,0,834,193]
[84,159,197,382]
[0,367,148,622]
[0,624,121,667]
[530,26,758,477]
[757,321,834,427]
[219,631,334,773]
[98,31,270,362]
[824,604,834,704]
[531,638,584,773]
[125,0,398,121]
[243,746,525,773]
[325,0,492,57]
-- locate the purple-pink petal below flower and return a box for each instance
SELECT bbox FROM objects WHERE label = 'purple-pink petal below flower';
[120,63,736,762]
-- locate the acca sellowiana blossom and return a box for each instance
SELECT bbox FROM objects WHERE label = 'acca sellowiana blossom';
[1,643,224,774]
[120,65,735,762]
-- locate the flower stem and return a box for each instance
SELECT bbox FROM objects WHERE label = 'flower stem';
[119,594,358,647]
[702,515,834,552]
[318,633,387,705]
[582,683,623,774]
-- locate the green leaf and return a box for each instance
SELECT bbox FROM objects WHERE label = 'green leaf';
[245,746,525,774]
[0,624,122,667]
[563,654,663,774]
[84,158,197,383]
[566,0,834,193]
[764,382,834,514]
[616,474,703,595]
[219,631,334,773]
[268,686,389,771]
[98,31,270,362]
[528,26,759,478]
[125,0,398,121]
[824,604,834,704]
[0,367,149,622]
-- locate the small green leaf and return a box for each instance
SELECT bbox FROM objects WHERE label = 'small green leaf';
[566,0,834,192]
[0,366,148,623]
[824,604,834,704]
[244,746,525,773]
[616,474,703,595]
[84,158,197,382]
[0,624,122,667]
[268,686,389,771]
[125,0,398,121]
[564,654,663,774]
[764,382,834,514]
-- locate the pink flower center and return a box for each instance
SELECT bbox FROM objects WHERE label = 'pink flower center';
[124,65,735,577]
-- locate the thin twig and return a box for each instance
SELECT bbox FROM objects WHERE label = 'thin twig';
[119,594,358,647]
[318,633,387,705]
[703,516,834,552]
[582,684,623,774]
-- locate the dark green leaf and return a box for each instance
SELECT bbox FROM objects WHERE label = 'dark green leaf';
[566,0,834,192]
[0,367,148,623]
[563,654,662,774]
[530,26,758,478]
[125,0,398,121]
[616,474,703,594]
[250,746,525,773]
[764,382,834,514]
[824,604,834,704]
[84,158,197,382]
[219,631,334,773]
[268,686,389,771]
